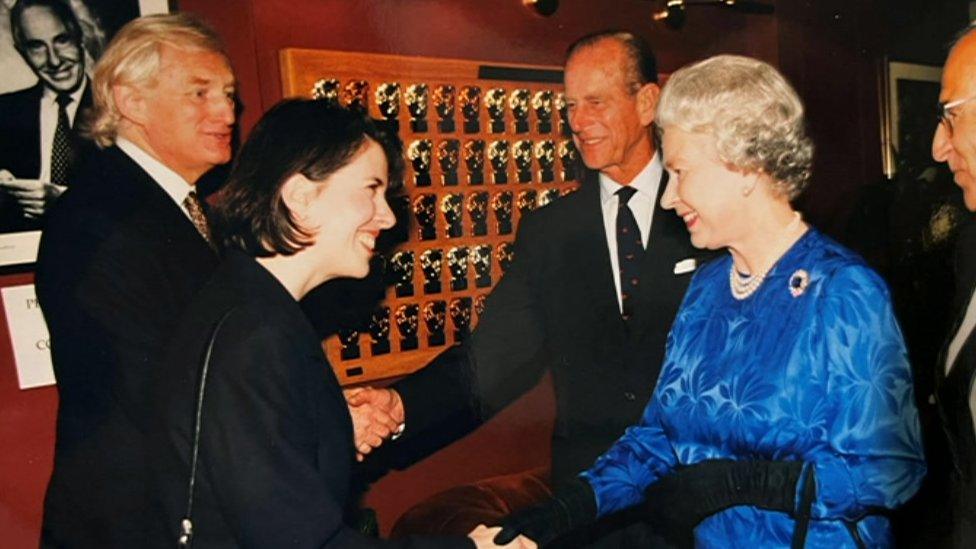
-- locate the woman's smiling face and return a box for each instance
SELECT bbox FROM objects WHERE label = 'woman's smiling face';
[303,139,396,280]
[660,126,753,251]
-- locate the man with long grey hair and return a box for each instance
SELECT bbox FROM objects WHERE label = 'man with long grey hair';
[35,12,234,547]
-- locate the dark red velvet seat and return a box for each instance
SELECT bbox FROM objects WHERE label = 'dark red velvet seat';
[391,467,551,537]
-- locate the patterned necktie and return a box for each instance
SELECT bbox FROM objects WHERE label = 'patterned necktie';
[183,190,214,247]
[51,93,74,186]
[616,186,644,320]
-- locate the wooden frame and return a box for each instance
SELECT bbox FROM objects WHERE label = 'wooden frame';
[881,60,942,179]
[280,48,578,384]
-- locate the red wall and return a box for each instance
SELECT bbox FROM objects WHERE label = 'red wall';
[183,0,779,137]
[0,2,778,544]
[5,0,971,544]
[0,271,57,544]
[8,1,880,546]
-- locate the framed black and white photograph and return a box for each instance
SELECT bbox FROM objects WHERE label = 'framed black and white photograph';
[0,0,169,269]
[881,60,943,180]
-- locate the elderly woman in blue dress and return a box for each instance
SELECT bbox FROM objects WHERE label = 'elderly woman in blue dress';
[487,55,926,549]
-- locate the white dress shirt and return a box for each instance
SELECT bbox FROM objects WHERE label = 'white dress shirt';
[599,154,663,313]
[38,80,87,182]
[116,137,195,221]
[945,287,976,438]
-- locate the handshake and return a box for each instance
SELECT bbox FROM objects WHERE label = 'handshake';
[343,386,407,462]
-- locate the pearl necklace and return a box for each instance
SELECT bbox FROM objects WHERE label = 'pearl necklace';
[729,211,803,301]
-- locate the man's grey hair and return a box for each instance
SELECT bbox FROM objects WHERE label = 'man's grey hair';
[86,13,226,148]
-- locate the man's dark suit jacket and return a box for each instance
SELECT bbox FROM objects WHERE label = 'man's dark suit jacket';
[35,146,218,547]
[0,81,96,233]
[394,166,700,482]
[149,251,468,548]
[936,288,976,547]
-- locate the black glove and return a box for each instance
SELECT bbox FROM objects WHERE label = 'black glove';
[493,478,597,546]
[643,459,807,535]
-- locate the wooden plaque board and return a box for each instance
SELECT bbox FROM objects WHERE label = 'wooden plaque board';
[280,48,580,385]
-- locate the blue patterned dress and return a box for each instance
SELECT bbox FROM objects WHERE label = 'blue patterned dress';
[581,228,926,548]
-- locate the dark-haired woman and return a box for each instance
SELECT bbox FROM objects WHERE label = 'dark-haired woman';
[149,100,483,547]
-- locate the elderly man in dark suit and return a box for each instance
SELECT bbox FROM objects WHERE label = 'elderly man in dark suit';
[34,13,234,548]
[0,0,95,232]
[354,31,707,547]
[931,22,976,548]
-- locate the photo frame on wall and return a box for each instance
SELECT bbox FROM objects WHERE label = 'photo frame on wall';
[881,60,942,180]
[0,0,171,270]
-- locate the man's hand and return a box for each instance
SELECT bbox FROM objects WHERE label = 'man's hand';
[468,524,536,549]
[0,170,65,218]
[344,386,405,461]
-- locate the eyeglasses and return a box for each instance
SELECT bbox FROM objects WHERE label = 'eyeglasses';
[938,95,976,136]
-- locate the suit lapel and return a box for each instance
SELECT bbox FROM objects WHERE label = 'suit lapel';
[628,170,695,339]
[22,82,92,176]
[24,84,44,178]
[78,78,94,113]
[105,146,213,253]
[939,282,976,392]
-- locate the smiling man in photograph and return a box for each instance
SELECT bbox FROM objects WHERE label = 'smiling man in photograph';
[0,0,96,232]
[34,12,234,547]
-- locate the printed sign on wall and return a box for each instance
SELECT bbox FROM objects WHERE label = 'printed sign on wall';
[2,284,54,389]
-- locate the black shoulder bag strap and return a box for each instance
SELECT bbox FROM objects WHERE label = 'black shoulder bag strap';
[791,463,817,549]
[791,463,878,549]
[177,308,236,548]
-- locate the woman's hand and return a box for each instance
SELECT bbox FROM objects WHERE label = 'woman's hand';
[468,524,536,548]
[643,459,805,533]
[343,386,405,461]
[493,478,596,546]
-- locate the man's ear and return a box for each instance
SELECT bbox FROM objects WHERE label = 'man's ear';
[113,84,149,125]
[636,82,660,127]
[280,173,316,221]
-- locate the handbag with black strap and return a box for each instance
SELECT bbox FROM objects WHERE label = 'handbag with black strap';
[173,306,382,547]
[177,308,236,548]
